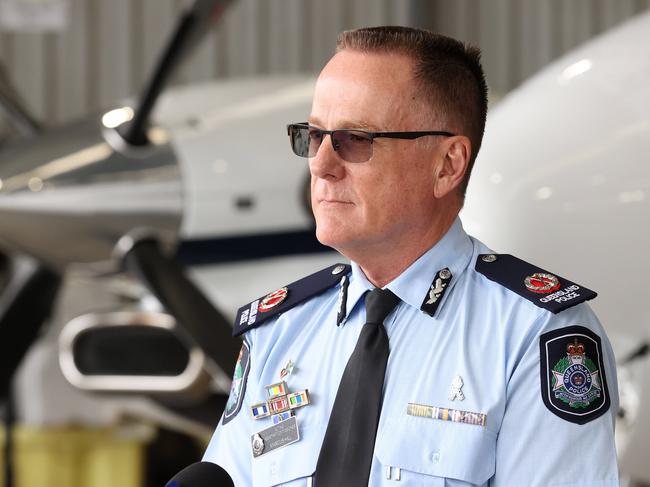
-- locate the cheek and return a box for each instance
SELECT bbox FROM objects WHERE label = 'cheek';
[310,176,317,207]
[375,169,434,218]
[357,176,408,222]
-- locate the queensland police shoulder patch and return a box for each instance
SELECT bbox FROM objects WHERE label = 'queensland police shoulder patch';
[222,341,251,425]
[475,254,597,314]
[539,326,610,424]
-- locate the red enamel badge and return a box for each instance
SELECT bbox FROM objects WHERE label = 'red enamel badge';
[258,287,288,312]
[525,273,561,294]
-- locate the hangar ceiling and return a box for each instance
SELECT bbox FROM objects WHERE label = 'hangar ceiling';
[0,0,647,125]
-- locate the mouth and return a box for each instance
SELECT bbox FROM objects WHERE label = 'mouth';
[318,198,354,206]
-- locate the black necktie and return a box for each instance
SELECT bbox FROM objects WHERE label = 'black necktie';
[314,288,400,486]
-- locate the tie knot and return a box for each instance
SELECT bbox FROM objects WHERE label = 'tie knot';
[365,288,400,324]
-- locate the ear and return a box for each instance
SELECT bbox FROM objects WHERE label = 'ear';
[433,135,472,199]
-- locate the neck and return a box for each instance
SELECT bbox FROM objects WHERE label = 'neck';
[346,210,458,288]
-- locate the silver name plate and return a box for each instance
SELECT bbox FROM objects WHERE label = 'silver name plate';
[251,416,300,458]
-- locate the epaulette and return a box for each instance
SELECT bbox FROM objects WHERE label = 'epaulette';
[232,263,351,337]
[475,254,596,314]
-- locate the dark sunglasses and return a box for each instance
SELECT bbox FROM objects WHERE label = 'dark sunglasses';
[287,122,455,163]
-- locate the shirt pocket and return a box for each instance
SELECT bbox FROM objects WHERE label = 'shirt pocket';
[252,422,323,487]
[375,416,496,486]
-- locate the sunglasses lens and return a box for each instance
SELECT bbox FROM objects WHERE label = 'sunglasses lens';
[289,125,324,157]
[289,125,310,157]
[307,127,324,157]
[289,125,373,162]
[332,130,373,163]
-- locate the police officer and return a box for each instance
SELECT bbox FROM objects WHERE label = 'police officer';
[203,26,618,486]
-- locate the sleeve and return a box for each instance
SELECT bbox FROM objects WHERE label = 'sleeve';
[492,303,619,486]
[202,335,255,486]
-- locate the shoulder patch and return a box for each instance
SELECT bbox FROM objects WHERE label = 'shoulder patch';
[232,263,351,337]
[539,325,610,424]
[475,254,596,313]
[222,340,250,425]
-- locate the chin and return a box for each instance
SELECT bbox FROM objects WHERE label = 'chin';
[314,225,339,249]
[315,222,351,251]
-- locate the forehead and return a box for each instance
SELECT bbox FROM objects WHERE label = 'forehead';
[310,50,420,130]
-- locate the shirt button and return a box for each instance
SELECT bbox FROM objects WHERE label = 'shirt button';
[431,450,441,463]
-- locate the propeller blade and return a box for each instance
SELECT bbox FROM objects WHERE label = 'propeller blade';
[120,237,239,388]
[0,255,61,398]
[121,0,235,146]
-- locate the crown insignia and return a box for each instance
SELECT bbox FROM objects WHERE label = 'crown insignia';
[567,339,585,356]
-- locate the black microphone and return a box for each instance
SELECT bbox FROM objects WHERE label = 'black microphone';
[165,461,234,487]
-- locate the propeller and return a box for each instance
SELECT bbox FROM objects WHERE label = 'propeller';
[0,2,239,486]
[0,0,238,409]
[120,0,234,146]
[117,235,240,384]
[0,254,61,399]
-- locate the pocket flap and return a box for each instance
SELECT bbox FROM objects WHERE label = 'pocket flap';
[376,416,496,485]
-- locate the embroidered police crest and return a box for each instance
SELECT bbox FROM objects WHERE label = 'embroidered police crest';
[222,341,250,425]
[539,326,610,424]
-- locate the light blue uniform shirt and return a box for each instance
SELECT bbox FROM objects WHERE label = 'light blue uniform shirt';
[204,218,619,486]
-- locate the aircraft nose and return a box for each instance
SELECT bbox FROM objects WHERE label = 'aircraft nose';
[0,119,182,271]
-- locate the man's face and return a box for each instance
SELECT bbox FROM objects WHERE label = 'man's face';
[309,50,443,258]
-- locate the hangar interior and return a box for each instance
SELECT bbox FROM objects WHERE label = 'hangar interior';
[0,0,648,486]
[2,0,649,125]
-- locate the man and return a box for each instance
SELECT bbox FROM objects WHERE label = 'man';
[204,26,618,486]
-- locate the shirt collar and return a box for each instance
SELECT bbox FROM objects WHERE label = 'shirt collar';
[340,217,473,325]
[341,261,375,325]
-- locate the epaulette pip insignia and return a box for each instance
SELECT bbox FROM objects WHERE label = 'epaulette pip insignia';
[475,254,596,314]
[232,263,351,337]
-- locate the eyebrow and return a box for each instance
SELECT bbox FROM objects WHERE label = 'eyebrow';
[307,116,381,132]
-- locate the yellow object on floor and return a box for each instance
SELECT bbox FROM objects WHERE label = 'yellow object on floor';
[0,425,151,487]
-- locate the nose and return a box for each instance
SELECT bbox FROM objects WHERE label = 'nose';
[309,134,346,180]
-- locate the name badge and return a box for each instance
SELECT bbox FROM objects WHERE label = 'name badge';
[251,416,300,458]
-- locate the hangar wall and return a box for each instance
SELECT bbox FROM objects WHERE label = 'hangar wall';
[0,0,648,126]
